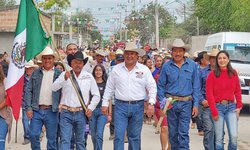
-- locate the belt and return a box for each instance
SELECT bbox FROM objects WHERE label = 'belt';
[216,100,234,105]
[39,105,52,110]
[116,99,144,104]
[166,94,192,101]
[61,105,83,112]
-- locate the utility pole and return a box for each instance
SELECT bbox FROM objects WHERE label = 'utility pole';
[196,17,199,36]
[155,0,159,49]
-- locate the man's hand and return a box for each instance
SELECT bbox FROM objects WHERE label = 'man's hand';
[192,106,198,118]
[26,111,33,120]
[212,115,219,121]
[201,100,209,107]
[233,108,241,120]
[64,71,71,80]
[107,114,112,123]
[101,106,108,115]
[86,109,92,118]
[146,104,154,118]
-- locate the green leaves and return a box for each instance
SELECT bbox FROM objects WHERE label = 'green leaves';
[194,0,250,32]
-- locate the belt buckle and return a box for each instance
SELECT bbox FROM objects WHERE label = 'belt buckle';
[221,100,228,105]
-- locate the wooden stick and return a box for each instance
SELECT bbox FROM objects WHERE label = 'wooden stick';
[31,0,87,111]
[15,121,18,143]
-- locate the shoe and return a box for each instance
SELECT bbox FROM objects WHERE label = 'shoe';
[40,131,45,141]
[191,123,195,129]
[109,134,114,140]
[198,131,204,136]
[22,139,30,145]
[124,135,128,143]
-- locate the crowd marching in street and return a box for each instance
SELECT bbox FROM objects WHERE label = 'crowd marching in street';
[0,38,243,150]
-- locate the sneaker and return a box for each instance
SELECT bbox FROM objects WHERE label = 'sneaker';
[109,134,114,141]
[124,135,128,143]
[198,131,204,136]
[191,123,195,129]
[22,139,30,145]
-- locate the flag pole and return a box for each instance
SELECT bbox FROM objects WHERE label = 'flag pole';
[31,0,87,111]
[15,121,18,143]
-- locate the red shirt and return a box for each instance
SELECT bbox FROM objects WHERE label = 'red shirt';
[206,69,242,117]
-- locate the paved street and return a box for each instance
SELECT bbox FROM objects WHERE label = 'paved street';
[6,110,250,150]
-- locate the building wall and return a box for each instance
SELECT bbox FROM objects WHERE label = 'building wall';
[0,32,15,54]
[0,6,51,54]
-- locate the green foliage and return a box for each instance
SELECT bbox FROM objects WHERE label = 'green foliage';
[38,0,70,12]
[194,0,250,32]
[125,2,174,45]
[0,0,16,9]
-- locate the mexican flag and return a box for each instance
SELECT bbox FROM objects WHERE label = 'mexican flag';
[5,0,49,120]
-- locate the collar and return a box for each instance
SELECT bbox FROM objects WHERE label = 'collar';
[170,57,189,66]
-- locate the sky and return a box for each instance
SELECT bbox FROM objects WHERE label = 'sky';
[16,0,186,38]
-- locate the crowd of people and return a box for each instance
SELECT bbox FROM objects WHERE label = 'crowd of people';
[0,38,243,150]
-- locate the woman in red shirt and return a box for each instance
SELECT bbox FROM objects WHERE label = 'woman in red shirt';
[206,50,242,150]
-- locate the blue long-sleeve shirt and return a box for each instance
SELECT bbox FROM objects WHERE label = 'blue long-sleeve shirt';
[157,58,201,107]
[199,65,211,101]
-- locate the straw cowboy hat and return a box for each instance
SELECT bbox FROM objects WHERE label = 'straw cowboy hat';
[115,49,124,55]
[208,48,219,57]
[95,49,108,57]
[124,42,145,56]
[67,51,88,67]
[36,46,59,60]
[25,60,38,68]
[167,39,191,52]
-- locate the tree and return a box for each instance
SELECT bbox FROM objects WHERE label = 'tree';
[125,2,175,45]
[38,0,70,13]
[0,0,16,9]
[194,0,250,32]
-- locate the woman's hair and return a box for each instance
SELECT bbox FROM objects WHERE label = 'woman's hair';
[214,50,236,78]
[92,64,107,82]
[0,65,5,83]
[143,58,151,65]
[54,61,65,71]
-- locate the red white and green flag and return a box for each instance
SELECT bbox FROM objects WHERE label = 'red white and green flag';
[5,0,49,120]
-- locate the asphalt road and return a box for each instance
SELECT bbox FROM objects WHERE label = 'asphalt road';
[5,109,250,150]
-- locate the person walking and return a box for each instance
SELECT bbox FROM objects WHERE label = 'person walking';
[206,50,242,150]
[90,64,108,150]
[24,46,62,150]
[52,51,100,150]
[0,65,12,150]
[157,39,201,150]
[22,60,38,145]
[102,41,157,150]
[199,48,219,150]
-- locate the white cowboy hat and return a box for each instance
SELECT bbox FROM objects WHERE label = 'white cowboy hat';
[95,49,108,57]
[167,39,191,52]
[36,46,59,60]
[25,60,38,68]
[115,49,124,55]
[208,48,219,57]
[124,42,145,56]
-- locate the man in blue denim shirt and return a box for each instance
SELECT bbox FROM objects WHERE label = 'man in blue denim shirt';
[24,47,62,150]
[157,39,201,150]
[199,48,219,150]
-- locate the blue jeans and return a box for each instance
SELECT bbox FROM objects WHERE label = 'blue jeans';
[29,109,58,150]
[22,109,30,140]
[167,100,192,150]
[90,108,107,150]
[196,105,204,132]
[60,109,87,150]
[213,103,238,150]
[114,100,144,150]
[202,107,215,150]
[0,116,8,150]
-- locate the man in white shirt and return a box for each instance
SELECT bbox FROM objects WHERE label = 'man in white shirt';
[102,42,157,150]
[25,47,62,150]
[52,51,100,150]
